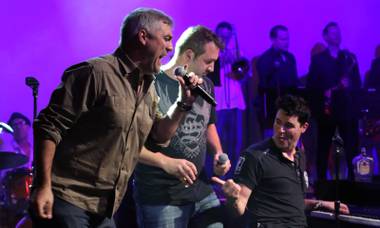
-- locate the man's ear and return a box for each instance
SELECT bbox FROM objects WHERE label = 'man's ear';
[301,122,309,133]
[184,49,195,62]
[138,29,149,45]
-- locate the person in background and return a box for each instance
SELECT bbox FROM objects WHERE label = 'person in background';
[210,21,246,178]
[7,112,33,167]
[256,25,299,138]
[306,22,361,181]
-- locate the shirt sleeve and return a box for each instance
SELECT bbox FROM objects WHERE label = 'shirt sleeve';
[146,88,171,147]
[233,150,263,190]
[34,62,98,145]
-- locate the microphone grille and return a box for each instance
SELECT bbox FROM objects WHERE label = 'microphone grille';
[218,153,229,164]
[174,66,186,76]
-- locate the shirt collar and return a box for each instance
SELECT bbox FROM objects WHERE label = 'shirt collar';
[113,47,156,83]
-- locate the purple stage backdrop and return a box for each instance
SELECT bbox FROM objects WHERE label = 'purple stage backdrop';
[1,0,380,123]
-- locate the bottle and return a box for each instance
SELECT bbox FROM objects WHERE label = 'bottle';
[352,147,374,182]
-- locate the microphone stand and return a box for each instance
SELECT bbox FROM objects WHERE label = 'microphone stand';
[332,129,343,228]
[25,76,39,186]
[25,77,39,120]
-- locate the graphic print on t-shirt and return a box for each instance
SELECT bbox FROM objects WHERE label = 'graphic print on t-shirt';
[171,101,209,159]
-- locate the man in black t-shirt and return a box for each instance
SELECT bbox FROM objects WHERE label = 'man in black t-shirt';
[134,26,230,227]
[213,95,349,228]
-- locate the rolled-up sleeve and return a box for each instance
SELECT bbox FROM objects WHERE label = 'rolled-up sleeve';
[34,63,98,145]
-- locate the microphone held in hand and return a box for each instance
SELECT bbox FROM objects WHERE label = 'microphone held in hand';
[174,66,217,107]
[217,153,229,166]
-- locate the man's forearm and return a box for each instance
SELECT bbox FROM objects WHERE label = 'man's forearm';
[226,197,245,217]
[305,199,324,211]
[152,102,189,143]
[139,146,166,169]
[207,124,223,155]
[34,139,56,188]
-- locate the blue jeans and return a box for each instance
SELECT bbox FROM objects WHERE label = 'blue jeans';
[135,192,223,228]
[30,197,115,228]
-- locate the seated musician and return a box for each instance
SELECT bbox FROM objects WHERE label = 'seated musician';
[7,112,33,168]
[213,95,349,228]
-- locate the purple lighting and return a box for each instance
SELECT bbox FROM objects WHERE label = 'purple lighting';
[1,0,380,122]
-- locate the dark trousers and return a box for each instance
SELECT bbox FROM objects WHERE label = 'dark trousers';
[240,215,307,228]
[316,114,358,181]
[30,197,115,228]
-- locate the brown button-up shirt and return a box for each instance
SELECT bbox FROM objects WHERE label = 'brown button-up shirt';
[34,48,161,216]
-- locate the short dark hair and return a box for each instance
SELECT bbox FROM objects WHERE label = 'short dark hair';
[270,25,288,39]
[323,22,338,36]
[276,95,310,125]
[216,21,233,32]
[7,112,31,127]
[176,25,224,58]
[120,8,173,47]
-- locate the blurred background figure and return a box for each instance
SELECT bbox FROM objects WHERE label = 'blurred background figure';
[0,112,33,227]
[256,25,300,138]
[306,22,361,181]
[362,44,380,176]
[298,42,327,186]
[7,112,33,168]
[208,21,247,178]
[364,44,380,90]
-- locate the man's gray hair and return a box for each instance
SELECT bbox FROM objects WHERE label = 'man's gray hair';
[120,8,173,47]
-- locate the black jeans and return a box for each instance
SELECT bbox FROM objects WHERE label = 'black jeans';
[30,197,115,228]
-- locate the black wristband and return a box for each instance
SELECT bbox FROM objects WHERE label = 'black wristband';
[177,101,192,112]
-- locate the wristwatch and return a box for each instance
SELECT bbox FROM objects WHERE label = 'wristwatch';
[177,101,192,112]
[314,201,323,210]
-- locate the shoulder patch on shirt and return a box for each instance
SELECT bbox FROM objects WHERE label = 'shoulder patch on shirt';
[234,156,246,175]
[303,171,309,189]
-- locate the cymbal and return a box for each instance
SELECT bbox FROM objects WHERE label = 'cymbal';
[0,122,13,134]
[0,151,28,169]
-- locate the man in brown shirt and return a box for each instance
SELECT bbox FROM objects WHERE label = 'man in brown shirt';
[30,8,203,227]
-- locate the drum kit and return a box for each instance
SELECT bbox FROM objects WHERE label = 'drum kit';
[0,122,32,228]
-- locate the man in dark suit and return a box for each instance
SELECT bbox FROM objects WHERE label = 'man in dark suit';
[256,25,300,134]
[306,22,361,180]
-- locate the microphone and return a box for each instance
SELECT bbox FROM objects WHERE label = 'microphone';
[25,76,39,88]
[25,76,39,96]
[216,153,229,166]
[174,66,217,107]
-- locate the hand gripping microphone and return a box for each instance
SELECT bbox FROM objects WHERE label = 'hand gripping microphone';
[174,66,217,107]
[216,153,229,166]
